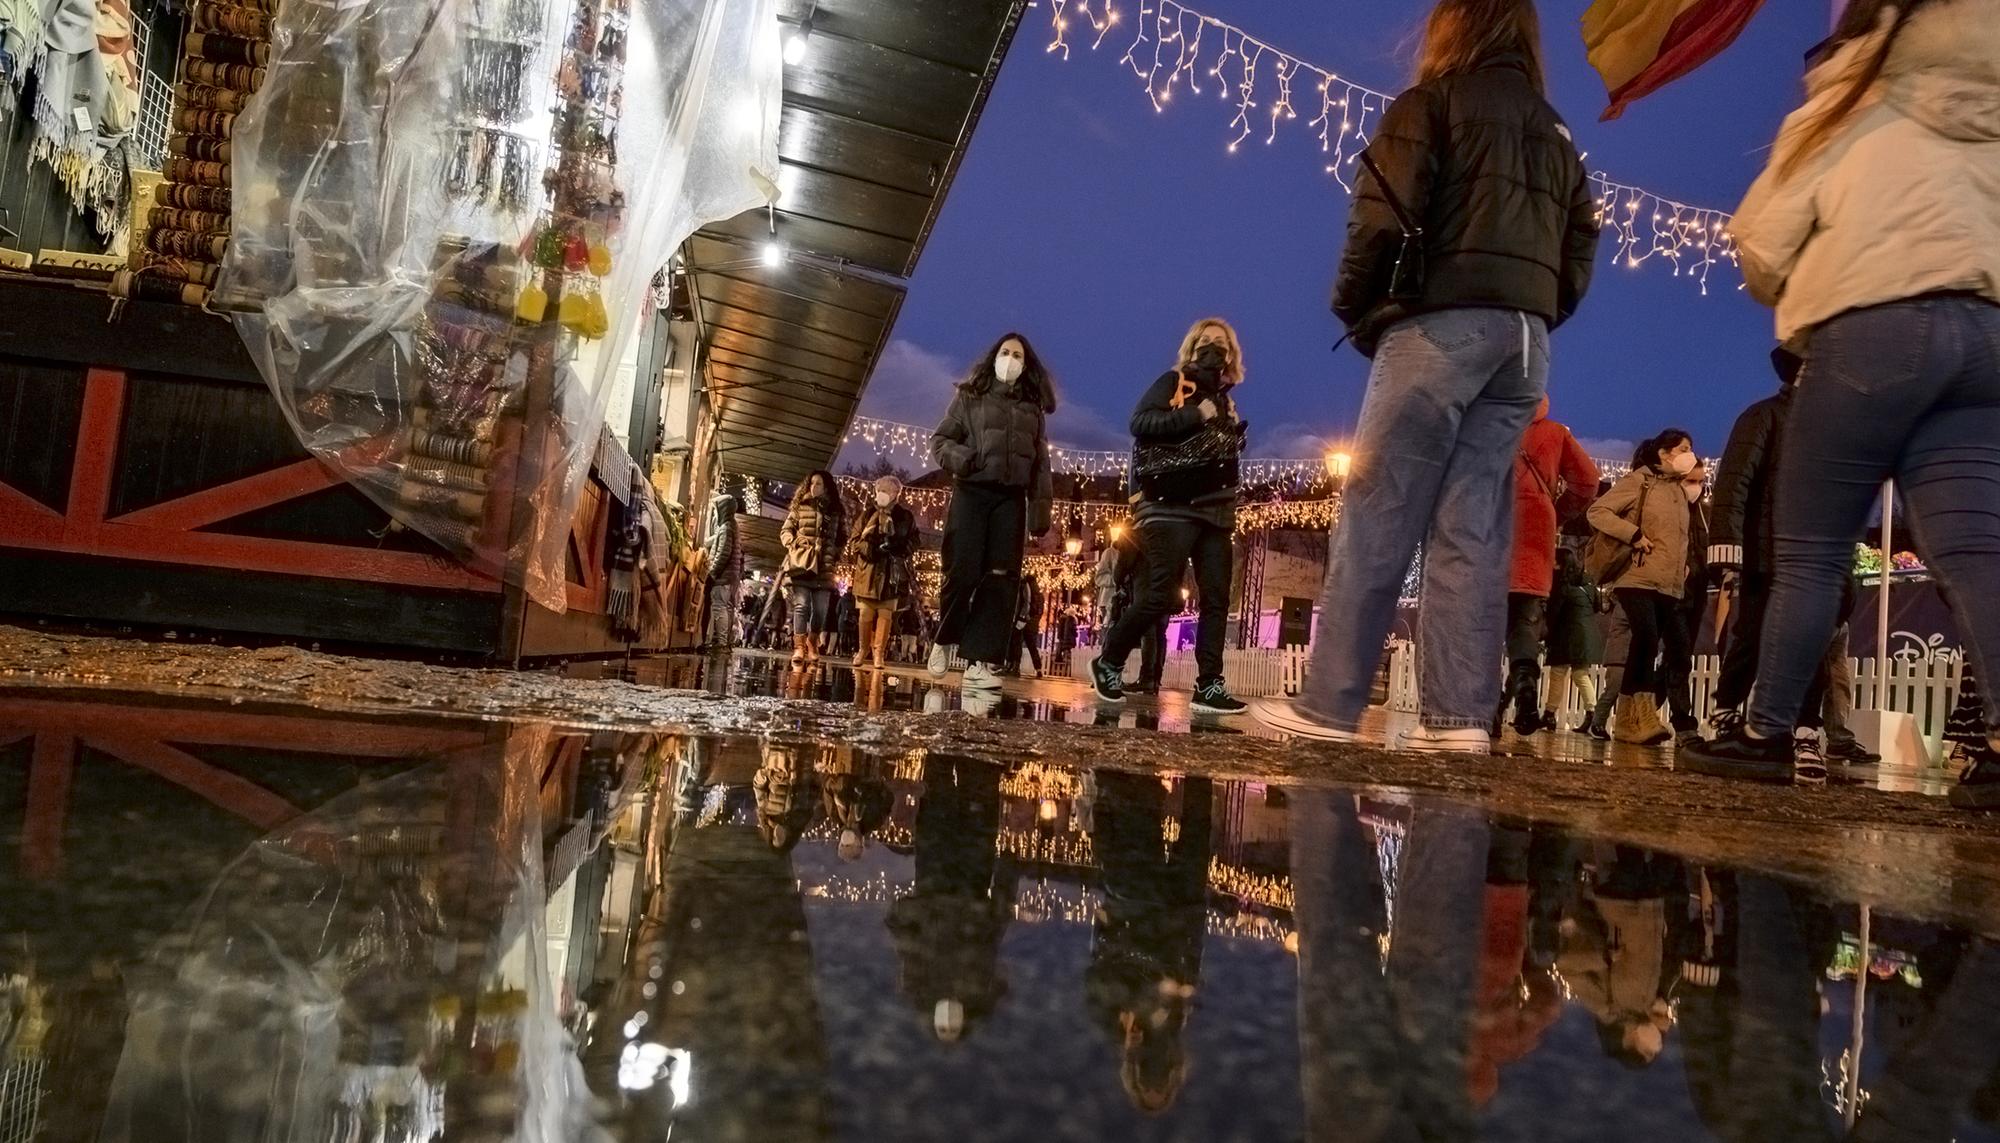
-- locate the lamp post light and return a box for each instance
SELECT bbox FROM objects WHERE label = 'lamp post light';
[1325,450,1353,482]
[1064,536,1083,558]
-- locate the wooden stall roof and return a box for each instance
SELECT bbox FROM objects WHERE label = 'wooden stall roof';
[687,0,1025,486]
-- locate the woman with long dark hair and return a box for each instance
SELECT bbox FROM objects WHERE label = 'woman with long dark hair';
[1258,0,1600,751]
[778,469,846,668]
[928,333,1056,691]
[1682,0,2000,793]
[1587,431,1699,747]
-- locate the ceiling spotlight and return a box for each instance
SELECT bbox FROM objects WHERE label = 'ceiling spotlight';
[783,23,811,66]
[760,241,785,268]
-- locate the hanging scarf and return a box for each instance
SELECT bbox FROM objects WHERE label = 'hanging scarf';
[0,0,44,104]
[27,0,140,239]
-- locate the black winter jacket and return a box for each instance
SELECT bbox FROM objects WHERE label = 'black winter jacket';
[931,385,1055,533]
[1129,369,1246,506]
[1709,387,1792,572]
[1332,55,1600,356]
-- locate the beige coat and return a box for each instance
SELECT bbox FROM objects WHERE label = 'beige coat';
[1730,0,2000,343]
[1587,469,1691,599]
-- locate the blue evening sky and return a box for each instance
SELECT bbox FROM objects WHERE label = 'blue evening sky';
[853,0,1837,467]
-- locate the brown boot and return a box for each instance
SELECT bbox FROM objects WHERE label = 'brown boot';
[790,635,809,669]
[869,612,891,669]
[1613,694,1673,746]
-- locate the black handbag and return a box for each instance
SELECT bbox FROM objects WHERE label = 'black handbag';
[1359,149,1426,301]
[1131,382,1246,503]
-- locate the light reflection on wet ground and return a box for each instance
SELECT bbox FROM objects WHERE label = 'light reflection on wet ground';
[5,685,2000,1141]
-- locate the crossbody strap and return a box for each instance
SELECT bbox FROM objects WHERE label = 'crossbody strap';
[1358,150,1423,239]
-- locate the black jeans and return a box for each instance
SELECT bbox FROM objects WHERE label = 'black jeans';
[1616,588,1689,696]
[1714,567,1772,712]
[935,482,1027,665]
[1101,518,1233,685]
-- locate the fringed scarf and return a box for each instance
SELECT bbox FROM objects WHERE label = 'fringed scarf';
[23,0,139,239]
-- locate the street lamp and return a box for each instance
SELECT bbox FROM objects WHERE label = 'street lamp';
[1325,450,1353,481]
[1064,536,1083,557]
[1109,523,1126,542]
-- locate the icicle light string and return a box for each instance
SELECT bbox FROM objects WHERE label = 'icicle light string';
[1042,0,1741,292]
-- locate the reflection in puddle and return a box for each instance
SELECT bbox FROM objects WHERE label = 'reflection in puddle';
[2,689,1998,1141]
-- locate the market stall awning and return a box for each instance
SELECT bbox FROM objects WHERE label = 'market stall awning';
[737,513,787,575]
[687,0,1025,485]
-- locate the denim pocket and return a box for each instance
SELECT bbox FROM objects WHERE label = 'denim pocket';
[1412,310,1490,354]
[1808,303,1932,398]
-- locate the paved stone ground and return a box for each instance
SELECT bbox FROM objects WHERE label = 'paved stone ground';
[4,622,1999,933]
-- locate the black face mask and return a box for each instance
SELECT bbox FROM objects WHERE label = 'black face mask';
[1188,343,1228,380]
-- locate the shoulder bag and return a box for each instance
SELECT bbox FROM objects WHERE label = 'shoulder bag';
[1583,477,1649,588]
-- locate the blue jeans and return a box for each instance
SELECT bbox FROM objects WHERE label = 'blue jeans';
[1297,308,1549,730]
[1750,297,2000,739]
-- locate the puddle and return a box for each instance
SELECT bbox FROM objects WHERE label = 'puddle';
[5,688,2000,1141]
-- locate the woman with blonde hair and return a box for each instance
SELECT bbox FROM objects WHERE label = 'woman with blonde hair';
[1258,0,1599,751]
[1681,0,2000,793]
[1089,318,1250,715]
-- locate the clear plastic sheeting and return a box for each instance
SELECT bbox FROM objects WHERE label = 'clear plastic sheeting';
[92,727,603,1143]
[217,0,779,609]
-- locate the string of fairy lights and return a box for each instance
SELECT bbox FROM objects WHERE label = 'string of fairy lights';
[1040,0,1742,292]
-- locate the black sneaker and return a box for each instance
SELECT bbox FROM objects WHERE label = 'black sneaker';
[1089,657,1126,704]
[1825,737,1882,767]
[1950,746,2000,810]
[1585,717,1611,741]
[1192,680,1248,716]
[1678,725,1796,784]
[1710,708,1745,738]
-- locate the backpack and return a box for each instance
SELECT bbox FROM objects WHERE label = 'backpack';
[1583,478,1649,588]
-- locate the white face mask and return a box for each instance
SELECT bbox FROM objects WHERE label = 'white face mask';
[875,492,895,508]
[994,355,1024,384]
[1666,451,1697,476]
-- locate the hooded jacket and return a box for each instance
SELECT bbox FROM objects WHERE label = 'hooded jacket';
[1510,414,1600,597]
[1730,0,2000,342]
[931,382,1056,534]
[1332,53,1601,356]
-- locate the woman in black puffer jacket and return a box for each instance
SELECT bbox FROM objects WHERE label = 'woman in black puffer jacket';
[1262,0,1601,753]
[929,332,1056,691]
[1089,318,1249,715]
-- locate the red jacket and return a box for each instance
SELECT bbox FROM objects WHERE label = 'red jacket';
[1510,418,1599,596]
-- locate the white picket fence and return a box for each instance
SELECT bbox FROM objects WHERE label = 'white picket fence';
[1022,639,1968,736]
[1381,643,1969,741]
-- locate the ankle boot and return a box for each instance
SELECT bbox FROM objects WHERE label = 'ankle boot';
[1613,695,1673,746]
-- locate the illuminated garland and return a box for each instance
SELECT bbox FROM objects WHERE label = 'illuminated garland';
[1044,0,1741,292]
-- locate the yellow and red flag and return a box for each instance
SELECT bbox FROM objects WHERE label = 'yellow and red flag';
[1582,0,1767,120]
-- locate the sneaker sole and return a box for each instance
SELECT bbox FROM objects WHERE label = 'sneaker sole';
[1678,753,1794,784]
[1397,739,1494,755]
[1252,703,1365,743]
[1191,703,1249,716]
[1090,684,1126,705]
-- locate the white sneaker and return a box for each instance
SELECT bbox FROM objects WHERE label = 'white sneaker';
[962,690,999,717]
[1394,726,1494,755]
[927,643,955,678]
[1253,700,1368,743]
[962,663,1002,690]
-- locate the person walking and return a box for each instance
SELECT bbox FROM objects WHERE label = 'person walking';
[1543,545,1604,732]
[1665,460,1712,746]
[928,333,1056,692]
[1679,0,2000,796]
[1011,575,1045,679]
[848,474,918,670]
[1705,350,1801,737]
[1501,396,1600,735]
[1257,0,1600,749]
[778,470,846,669]
[700,478,741,650]
[1587,431,1699,747]
[1090,318,1251,715]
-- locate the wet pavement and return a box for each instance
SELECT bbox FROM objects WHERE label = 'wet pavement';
[7,680,2000,1141]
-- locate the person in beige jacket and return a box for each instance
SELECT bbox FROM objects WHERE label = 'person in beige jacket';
[1683,0,2000,792]
[1588,430,1699,746]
